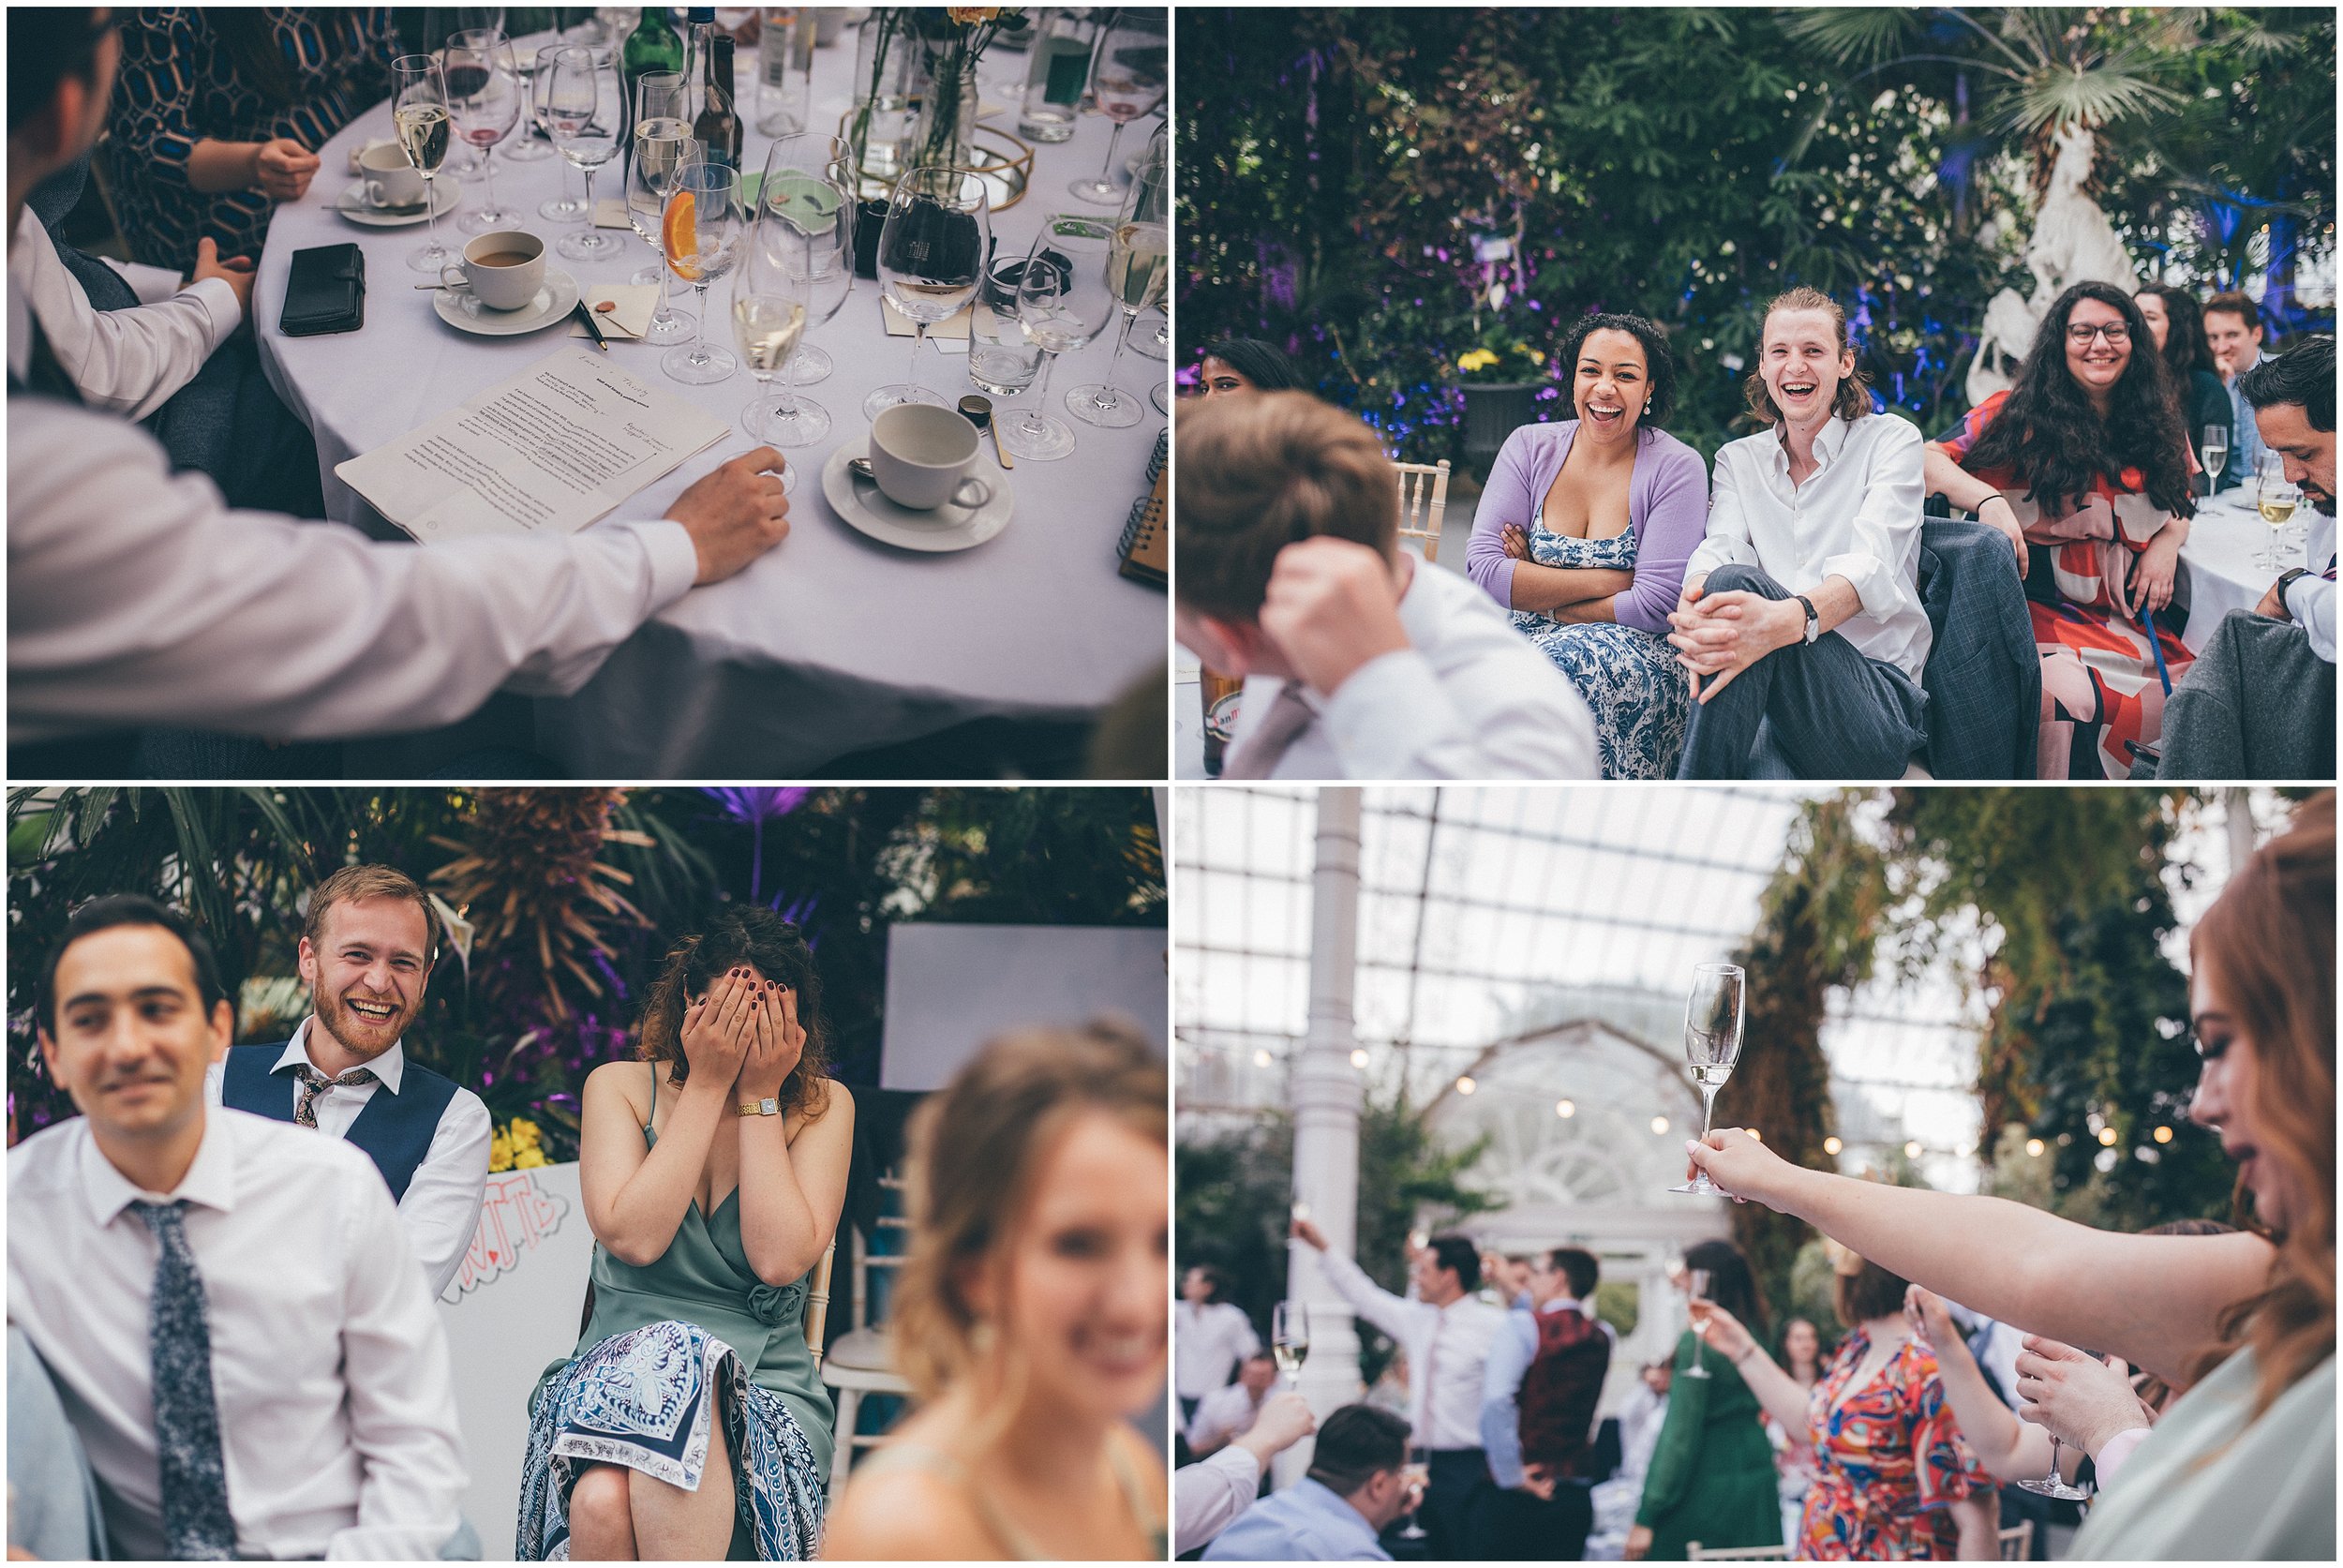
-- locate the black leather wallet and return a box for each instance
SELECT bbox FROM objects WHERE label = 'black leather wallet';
[279,242,366,336]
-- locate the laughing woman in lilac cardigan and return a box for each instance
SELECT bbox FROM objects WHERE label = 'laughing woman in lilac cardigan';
[1466,314,1709,776]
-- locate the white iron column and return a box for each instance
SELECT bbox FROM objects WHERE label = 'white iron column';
[1281,787,1366,1486]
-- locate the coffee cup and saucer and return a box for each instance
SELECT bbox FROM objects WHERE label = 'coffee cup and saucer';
[336,143,458,226]
[822,403,1014,552]
[429,231,580,336]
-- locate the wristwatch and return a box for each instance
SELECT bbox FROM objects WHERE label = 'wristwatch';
[1795,594,1820,645]
[738,1097,780,1118]
[2273,568,2310,621]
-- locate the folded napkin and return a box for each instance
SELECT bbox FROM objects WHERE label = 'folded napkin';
[567,283,660,340]
[591,197,634,231]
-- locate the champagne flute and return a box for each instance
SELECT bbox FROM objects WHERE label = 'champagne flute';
[2259,472,2301,572]
[866,163,990,419]
[627,118,700,343]
[1067,144,1166,429]
[1682,1267,1714,1380]
[1067,11,1166,204]
[1668,962,1745,1195]
[546,47,624,262]
[663,160,745,384]
[2201,423,2229,497]
[628,71,689,286]
[735,178,845,448]
[390,54,455,274]
[1007,217,1116,462]
[447,28,523,232]
[755,132,856,385]
[1270,1301,1309,1388]
[1396,1446,1431,1541]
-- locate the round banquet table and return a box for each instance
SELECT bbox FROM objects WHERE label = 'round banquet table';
[2177,486,2321,650]
[252,26,1168,775]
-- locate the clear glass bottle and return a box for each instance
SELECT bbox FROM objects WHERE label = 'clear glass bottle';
[1019,9,1097,143]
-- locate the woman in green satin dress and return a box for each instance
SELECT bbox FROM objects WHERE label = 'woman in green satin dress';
[1628,1240,1784,1561]
[516,909,858,1561]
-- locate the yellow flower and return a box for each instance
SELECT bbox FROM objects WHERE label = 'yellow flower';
[947,7,1000,23]
[1458,349,1498,372]
[488,1131,513,1173]
[514,1146,551,1170]
[509,1117,542,1148]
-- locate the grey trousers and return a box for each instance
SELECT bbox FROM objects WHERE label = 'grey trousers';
[2150,610,2336,780]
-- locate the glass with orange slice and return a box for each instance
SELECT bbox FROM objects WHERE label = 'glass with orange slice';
[661,162,745,385]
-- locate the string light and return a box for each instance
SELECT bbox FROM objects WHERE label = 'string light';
[1455,1075,1476,1096]
[1903,1140,1922,1158]
[2025,1138,2045,1157]
[2097,1127,2119,1147]
[1350,1048,1369,1068]
[1556,1098,1576,1118]
[2153,1126,2173,1144]
[1650,1115,1670,1135]
[1823,1136,1843,1156]
[1253,1049,1273,1068]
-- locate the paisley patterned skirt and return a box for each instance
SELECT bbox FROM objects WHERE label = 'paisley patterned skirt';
[1510,525,1691,779]
[515,1320,825,1561]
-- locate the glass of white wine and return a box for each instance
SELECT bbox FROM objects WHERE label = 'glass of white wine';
[2201,423,2228,497]
[2259,470,2301,572]
[1271,1300,1308,1389]
[1007,217,1117,463]
[1067,153,1166,430]
[545,46,623,263]
[734,187,843,454]
[754,132,857,388]
[390,54,455,274]
[1668,962,1745,1196]
[1682,1267,1714,1379]
[627,71,689,288]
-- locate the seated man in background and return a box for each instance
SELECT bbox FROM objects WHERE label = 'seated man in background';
[1175,392,1597,779]
[1189,1351,1283,1459]
[9,895,467,1559]
[1203,1404,1417,1562]
[2154,333,2336,779]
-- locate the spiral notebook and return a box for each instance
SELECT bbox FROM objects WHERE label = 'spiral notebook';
[1116,426,1169,588]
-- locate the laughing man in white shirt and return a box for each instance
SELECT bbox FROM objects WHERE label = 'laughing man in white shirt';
[1291,1218,1510,1559]
[9,894,466,1561]
[202,864,491,1303]
[1176,392,1597,780]
[1671,286,1933,778]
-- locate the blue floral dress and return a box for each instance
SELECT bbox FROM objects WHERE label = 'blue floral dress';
[1510,526,1692,778]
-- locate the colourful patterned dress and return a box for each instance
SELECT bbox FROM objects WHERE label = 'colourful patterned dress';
[1933,390,2196,779]
[1509,526,1692,779]
[1796,1331,1994,1561]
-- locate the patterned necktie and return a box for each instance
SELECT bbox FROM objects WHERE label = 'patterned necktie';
[1219,683,1316,779]
[130,1201,237,1561]
[291,1064,376,1128]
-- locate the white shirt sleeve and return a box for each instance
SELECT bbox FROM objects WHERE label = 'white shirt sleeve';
[1173,1448,1264,1558]
[8,401,700,742]
[1320,648,1594,779]
[13,205,238,420]
[1686,446,1758,584]
[2284,575,2335,663]
[403,1090,492,1303]
[326,1160,467,1560]
[1312,1245,1431,1348]
[1225,1303,1261,1365]
[1818,417,1926,621]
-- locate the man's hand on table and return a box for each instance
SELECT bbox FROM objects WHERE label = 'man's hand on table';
[671,447,793,584]
[190,237,256,324]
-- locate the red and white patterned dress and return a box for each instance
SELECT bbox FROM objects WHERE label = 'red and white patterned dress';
[1796,1330,1995,1561]
[1934,389,2197,779]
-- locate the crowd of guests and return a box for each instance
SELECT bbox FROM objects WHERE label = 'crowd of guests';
[7,869,1171,1560]
[1177,286,2335,782]
[1176,794,2331,1561]
[9,7,797,776]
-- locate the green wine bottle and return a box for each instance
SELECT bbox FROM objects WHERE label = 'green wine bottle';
[621,7,686,183]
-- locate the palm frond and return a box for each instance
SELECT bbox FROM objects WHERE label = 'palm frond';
[1998,65,2186,136]
[1783,7,1917,67]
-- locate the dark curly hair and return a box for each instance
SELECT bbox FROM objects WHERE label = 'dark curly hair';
[2134,282,2214,382]
[1556,311,1679,432]
[637,906,833,1123]
[1958,281,2195,517]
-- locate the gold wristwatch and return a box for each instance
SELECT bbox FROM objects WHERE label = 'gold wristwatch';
[738,1096,780,1117]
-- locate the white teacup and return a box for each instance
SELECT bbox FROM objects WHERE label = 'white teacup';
[359,142,427,209]
[440,231,546,312]
[869,403,994,512]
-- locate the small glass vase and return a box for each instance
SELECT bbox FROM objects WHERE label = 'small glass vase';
[914,53,980,170]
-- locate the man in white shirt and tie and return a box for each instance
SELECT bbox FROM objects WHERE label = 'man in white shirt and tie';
[1292,1219,1510,1559]
[1176,392,1598,780]
[204,864,491,1302]
[9,894,467,1560]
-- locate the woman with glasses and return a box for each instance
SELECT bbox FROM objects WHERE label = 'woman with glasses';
[1924,282,2198,779]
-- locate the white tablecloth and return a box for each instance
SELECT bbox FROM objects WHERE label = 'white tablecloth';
[253,25,1167,774]
[2179,488,2303,650]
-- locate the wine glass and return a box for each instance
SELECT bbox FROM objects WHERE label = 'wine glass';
[1668,963,1745,1196]
[447,30,523,232]
[2016,1357,2099,1502]
[1067,155,1166,430]
[1004,217,1115,462]
[505,41,554,163]
[2258,470,2302,572]
[755,132,855,385]
[1396,1447,1431,1542]
[1067,11,1166,204]
[735,176,847,449]
[1270,1301,1309,1389]
[1682,1268,1714,1380]
[663,160,745,384]
[627,117,700,344]
[2201,423,2229,498]
[530,47,581,218]
[627,71,689,284]
[390,53,455,274]
[546,47,624,261]
[865,163,990,419]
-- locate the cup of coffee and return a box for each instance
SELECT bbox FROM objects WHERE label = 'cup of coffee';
[440,231,546,311]
[359,142,426,210]
[869,403,994,512]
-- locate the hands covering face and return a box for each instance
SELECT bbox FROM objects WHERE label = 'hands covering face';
[679,967,808,1100]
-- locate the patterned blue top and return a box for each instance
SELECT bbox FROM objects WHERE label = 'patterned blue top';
[108,7,399,270]
[1510,525,1692,779]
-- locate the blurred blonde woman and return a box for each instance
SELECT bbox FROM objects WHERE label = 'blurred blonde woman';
[820,1021,1170,1560]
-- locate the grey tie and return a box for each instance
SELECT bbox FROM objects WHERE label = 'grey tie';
[130,1201,237,1560]
[1219,683,1316,779]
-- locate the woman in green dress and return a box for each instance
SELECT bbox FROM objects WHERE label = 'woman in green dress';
[1627,1239,1783,1560]
[516,909,858,1561]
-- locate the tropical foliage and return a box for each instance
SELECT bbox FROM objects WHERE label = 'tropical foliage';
[1177,7,2336,462]
[7,787,1164,1157]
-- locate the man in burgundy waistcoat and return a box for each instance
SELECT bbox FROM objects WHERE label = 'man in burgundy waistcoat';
[1477,1247,1614,1559]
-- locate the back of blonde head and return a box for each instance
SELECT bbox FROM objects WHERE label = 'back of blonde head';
[889,1019,1168,1407]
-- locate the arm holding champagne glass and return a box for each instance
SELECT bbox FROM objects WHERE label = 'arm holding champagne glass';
[1679,1300,1813,1434]
[1680,1128,2274,1386]
[1902,1286,2056,1485]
